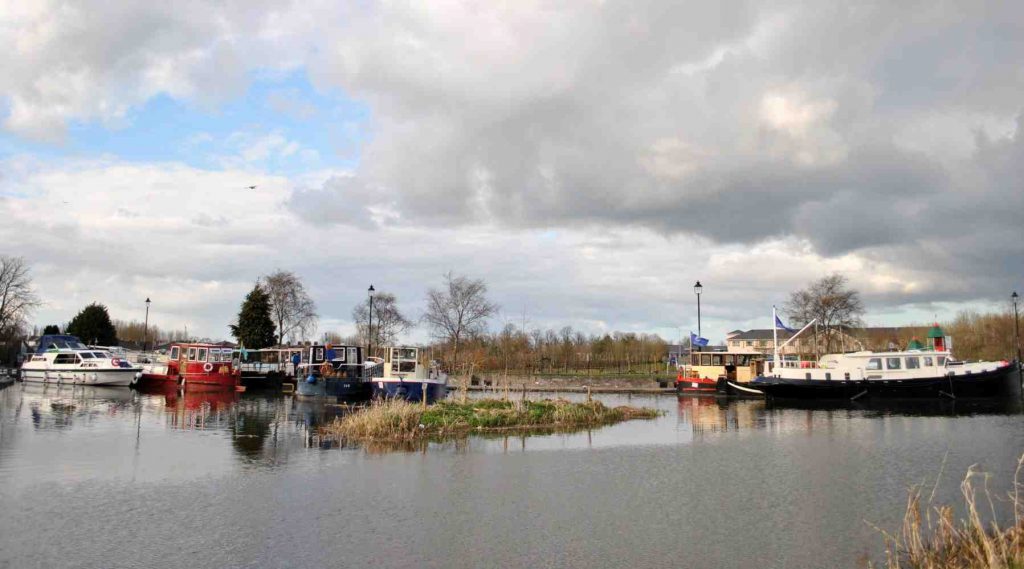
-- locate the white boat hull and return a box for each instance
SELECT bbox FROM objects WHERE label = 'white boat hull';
[20,368,139,386]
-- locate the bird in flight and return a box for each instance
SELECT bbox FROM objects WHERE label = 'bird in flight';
[246,185,257,190]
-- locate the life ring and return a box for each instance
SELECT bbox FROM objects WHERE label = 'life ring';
[111,358,120,366]
[320,362,332,375]
[203,363,214,373]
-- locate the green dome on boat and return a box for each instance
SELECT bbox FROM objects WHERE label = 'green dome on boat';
[927,324,944,339]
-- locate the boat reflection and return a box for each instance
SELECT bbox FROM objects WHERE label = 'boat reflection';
[677,396,767,435]
[764,396,1024,416]
[136,384,238,431]
[17,383,135,431]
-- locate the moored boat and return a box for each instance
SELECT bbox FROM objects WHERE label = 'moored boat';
[138,343,240,390]
[295,344,373,402]
[674,349,765,397]
[370,347,448,404]
[754,320,1021,400]
[20,334,142,386]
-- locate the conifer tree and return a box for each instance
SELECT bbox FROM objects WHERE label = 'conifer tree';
[66,303,119,345]
[230,284,277,349]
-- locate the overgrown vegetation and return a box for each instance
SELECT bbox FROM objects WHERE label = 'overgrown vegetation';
[322,398,661,442]
[873,458,1024,568]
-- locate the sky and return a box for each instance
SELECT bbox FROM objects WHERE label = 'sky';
[1,1,1022,344]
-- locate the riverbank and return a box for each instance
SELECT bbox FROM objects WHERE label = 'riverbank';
[321,398,661,442]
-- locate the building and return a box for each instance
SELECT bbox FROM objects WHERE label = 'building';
[725,326,932,358]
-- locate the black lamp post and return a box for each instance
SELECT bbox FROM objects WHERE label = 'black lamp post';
[143,297,151,352]
[694,281,703,352]
[367,285,375,359]
[1013,291,1020,364]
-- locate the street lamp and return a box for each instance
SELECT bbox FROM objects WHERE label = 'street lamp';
[143,297,151,352]
[367,285,376,359]
[693,281,703,352]
[1013,291,1020,364]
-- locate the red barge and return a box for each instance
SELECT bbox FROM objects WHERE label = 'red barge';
[138,343,241,390]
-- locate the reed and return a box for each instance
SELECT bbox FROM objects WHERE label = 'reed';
[322,397,660,442]
[873,456,1024,568]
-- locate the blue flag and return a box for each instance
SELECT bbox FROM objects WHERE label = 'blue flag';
[690,332,709,347]
[774,315,796,333]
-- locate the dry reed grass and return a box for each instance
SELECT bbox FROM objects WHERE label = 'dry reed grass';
[873,455,1024,568]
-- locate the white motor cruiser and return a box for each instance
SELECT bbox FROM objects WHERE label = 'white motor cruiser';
[21,334,142,387]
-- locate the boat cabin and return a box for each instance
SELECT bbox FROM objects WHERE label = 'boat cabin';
[32,334,89,353]
[300,344,367,380]
[681,349,765,382]
[166,343,235,376]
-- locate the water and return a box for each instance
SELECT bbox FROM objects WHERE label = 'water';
[1,382,1023,568]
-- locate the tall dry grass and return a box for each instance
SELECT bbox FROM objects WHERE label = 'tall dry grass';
[874,456,1024,568]
[321,397,660,442]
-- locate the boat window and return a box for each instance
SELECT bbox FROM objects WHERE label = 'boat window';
[348,347,358,363]
[700,354,711,366]
[170,346,180,360]
[923,356,933,367]
[886,357,902,370]
[92,352,107,358]
[187,347,197,361]
[738,355,750,366]
[724,354,734,365]
[80,352,94,359]
[54,354,78,365]
[397,348,417,360]
[196,348,207,362]
[825,372,832,381]
[937,356,947,366]
[906,357,920,369]
[399,361,416,373]
[866,358,882,371]
[334,349,346,362]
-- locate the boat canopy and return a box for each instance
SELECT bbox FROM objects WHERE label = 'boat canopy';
[34,335,88,353]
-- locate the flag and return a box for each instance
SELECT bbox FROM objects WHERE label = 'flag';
[774,314,796,333]
[690,332,709,347]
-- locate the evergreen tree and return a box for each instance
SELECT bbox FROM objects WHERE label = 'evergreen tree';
[230,284,277,349]
[66,303,119,345]
[42,324,60,335]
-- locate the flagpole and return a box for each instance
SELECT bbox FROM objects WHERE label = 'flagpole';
[772,305,779,375]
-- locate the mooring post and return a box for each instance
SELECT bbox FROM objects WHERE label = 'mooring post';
[422,381,428,409]
[521,383,526,402]
[586,385,592,402]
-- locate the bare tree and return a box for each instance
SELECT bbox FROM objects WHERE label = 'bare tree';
[262,270,318,345]
[423,272,498,398]
[784,273,865,355]
[352,291,412,353]
[0,256,41,341]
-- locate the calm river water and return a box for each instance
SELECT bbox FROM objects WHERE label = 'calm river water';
[1,382,1023,568]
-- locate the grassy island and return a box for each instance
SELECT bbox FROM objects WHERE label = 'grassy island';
[321,398,661,442]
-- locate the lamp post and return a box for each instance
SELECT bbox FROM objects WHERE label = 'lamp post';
[367,285,376,359]
[143,297,151,352]
[1013,291,1020,364]
[693,281,703,352]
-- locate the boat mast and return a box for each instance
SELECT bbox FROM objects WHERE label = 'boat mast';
[772,305,779,375]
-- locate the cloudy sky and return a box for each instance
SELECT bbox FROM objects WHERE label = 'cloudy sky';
[1,0,1021,343]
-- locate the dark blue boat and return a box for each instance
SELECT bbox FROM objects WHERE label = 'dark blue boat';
[295,344,373,402]
[369,347,449,404]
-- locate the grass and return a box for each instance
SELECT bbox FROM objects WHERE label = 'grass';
[322,397,661,442]
[872,456,1024,568]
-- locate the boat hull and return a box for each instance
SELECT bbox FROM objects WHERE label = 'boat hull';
[295,376,372,401]
[372,379,448,404]
[757,364,1021,400]
[138,371,240,390]
[675,378,718,396]
[715,378,766,398]
[20,368,139,387]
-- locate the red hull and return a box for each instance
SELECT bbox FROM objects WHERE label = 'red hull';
[138,372,240,390]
